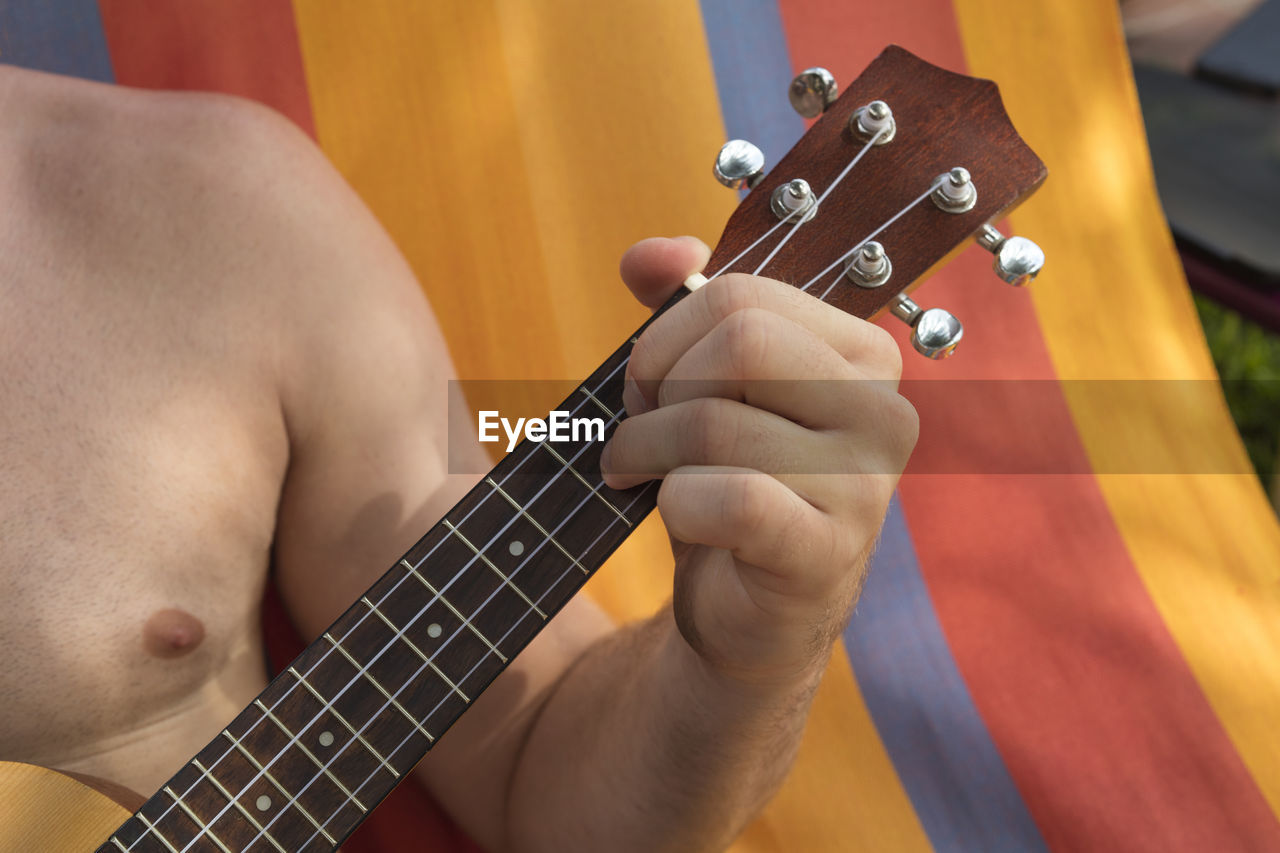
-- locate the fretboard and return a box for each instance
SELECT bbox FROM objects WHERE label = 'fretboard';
[102,291,686,853]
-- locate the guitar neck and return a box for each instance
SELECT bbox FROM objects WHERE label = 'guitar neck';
[101,291,687,853]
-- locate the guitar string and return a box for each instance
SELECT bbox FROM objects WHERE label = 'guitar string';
[158,360,635,852]
[144,167,934,852]
[251,447,659,850]
[708,127,882,281]
[298,482,659,850]
[708,204,805,280]
[293,162,939,839]
[749,127,886,277]
[136,149,933,852]
[290,153,936,841]
[249,173,940,848]
[803,179,943,298]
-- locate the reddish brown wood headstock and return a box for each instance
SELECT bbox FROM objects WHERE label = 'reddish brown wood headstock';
[708,45,1047,328]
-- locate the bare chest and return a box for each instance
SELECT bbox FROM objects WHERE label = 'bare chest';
[0,286,288,785]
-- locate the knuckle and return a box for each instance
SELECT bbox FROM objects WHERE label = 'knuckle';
[678,397,733,462]
[723,471,775,533]
[891,393,920,449]
[718,308,777,377]
[859,391,919,478]
[702,273,763,321]
[863,323,903,380]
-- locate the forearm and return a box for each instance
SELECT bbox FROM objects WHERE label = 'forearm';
[502,604,825,853]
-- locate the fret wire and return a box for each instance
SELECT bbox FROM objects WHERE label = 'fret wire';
[392,466,652,729]
[191,758,288,853]
[253,699,369,812]
[162,787,232,853]
[484,478,589,575]
[442,520,547,618]
[221,729,337,845]
[402,355,625,570]
[287,666,401,779]
[399,559,509,661]
[578,386,617,418]
[355,479,660,810]
[110,838,129,852]
[537,441,632,527]
[360,597,471,702]
[507,480,658,644]
[134,811,179,853]
[143,351,639,847]
[311,393,629,750]
[393,358,626,588]
[322,633,437,742]
[125,740,241,852]
[320,358,628,705]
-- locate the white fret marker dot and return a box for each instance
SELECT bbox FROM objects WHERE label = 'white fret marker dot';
[508,540,525,556]
[318,731,335,747]
[256,795,271,812]
[427,623,442,639]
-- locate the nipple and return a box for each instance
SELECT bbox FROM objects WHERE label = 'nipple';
[142,608,206,659]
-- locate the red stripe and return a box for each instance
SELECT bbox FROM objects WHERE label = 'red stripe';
[96,0,315,137]
[775,0,1280,847]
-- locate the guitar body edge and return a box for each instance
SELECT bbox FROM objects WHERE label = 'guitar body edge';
[0,760,131,851]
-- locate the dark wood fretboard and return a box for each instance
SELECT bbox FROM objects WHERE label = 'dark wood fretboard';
[102,292,686,853]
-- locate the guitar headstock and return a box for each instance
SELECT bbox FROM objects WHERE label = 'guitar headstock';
[705,45,1047,359]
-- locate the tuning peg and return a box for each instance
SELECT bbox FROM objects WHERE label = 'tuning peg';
[931,167,977,214]
[789,67,838,118]
[890,295,963,359]
[844,241,892,288]
[851,100,896,145]
[714,139,766,189]
[976,224,1044,286]
[770,178,818,222]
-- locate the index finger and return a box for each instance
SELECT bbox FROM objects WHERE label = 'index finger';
[626,273,900,413]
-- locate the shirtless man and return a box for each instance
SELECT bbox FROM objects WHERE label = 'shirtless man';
[0,64,916,851]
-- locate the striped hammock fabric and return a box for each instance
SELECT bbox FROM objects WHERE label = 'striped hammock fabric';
[5,0,1280,849]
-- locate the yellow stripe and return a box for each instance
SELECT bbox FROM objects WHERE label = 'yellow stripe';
[295,0,929,846]
[956,0,1280,817]
[292,0,564,387]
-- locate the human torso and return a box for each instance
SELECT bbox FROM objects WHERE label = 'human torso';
[0,90,290,797]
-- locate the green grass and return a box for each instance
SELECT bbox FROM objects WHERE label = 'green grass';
[1195,293,1280,491]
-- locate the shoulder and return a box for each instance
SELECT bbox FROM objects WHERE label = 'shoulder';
[0,64,443,415]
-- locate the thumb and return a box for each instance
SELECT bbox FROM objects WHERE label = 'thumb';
[618,236,711,310]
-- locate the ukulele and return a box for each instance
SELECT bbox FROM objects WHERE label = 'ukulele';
[0,45,1046,852]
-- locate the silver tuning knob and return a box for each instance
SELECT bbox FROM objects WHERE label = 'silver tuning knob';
[891,295,963,359]
[977,224,1044,286]
[714,140,766,189]
[789,67,838,118]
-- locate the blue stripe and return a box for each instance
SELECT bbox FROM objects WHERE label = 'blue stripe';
[0,1,114,81]
[696,0,806,185]
[846,496,1047,851]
